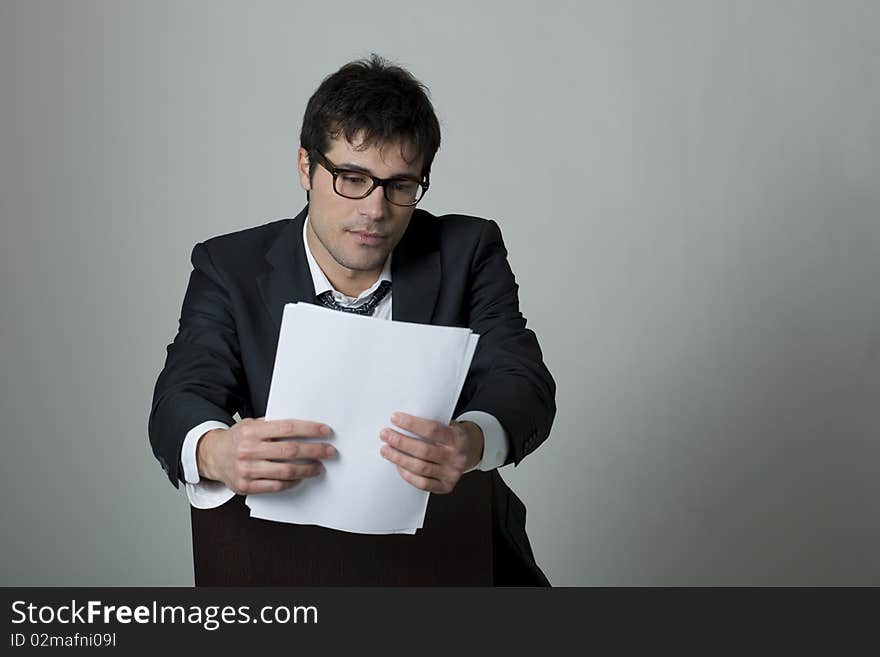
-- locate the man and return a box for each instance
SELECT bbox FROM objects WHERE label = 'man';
[149,55,555,585]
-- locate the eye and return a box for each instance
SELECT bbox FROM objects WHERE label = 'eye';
[391,180,418,192]
[342,174,369,186]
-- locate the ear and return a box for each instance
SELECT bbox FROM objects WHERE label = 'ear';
[297,147,312,192]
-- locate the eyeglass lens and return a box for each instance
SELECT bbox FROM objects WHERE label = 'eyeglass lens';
[334,172,423,206]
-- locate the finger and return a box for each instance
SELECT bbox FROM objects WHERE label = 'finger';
[380,428,447,464]
[246,419,333,442]
[395,464,454,494]
[380,444,456,482]
[390,412,450,444]
[256,441,337,462]
[245,460,324,481]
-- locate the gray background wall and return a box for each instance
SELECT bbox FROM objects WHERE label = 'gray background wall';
[1,0,878,586]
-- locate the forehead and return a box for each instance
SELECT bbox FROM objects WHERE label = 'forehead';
[325,133,423,177]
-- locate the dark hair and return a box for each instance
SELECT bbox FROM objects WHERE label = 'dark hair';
[299,54,441,181]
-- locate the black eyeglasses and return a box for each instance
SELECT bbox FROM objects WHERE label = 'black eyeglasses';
[310,151,429,207]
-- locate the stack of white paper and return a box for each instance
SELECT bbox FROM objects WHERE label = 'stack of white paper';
[245,303,479,534]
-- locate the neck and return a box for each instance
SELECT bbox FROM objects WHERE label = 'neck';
[306,223,381,297]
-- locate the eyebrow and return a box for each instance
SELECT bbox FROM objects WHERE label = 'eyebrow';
[334,162,421,180]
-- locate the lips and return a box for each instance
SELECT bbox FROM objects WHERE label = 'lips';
[349,230,387,246]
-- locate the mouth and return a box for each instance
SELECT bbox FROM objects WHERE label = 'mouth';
[348,230,387,246]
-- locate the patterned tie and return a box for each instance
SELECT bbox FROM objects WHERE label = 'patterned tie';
[316,280,391,316]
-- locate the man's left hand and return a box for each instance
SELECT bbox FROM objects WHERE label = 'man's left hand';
[379,412,484,494]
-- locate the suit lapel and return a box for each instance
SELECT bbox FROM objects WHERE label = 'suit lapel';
[392,209,441,325]
[257,206,442,329]
[257,206,315,331]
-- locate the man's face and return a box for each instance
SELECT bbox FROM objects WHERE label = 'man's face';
[298,134,423,283]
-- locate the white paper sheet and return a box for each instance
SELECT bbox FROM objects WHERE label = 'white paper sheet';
[244,303,479,534]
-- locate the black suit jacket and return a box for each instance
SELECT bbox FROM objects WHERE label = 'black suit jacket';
[149,205,556,584]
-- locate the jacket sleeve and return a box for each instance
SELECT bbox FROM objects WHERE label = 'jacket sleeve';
[148,242,247,487]
[455,219,556,466]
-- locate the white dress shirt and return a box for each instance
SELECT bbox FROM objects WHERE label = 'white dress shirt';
[181,216,510,508]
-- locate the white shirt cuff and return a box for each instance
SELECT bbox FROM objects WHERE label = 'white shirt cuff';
[181,420,235,509]
[455,410,510,472]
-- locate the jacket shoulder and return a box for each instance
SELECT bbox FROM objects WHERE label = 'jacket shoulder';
[191,218,293,274]
[412,208,501,246]
[201,217,291,255]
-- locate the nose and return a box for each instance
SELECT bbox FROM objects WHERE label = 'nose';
[358,184,387,220]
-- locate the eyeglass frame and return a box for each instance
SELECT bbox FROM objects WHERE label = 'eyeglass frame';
[309,150,430,207]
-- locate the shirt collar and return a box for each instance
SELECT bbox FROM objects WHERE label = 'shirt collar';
[303,215,392,304]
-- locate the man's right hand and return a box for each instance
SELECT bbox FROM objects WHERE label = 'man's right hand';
[196,417,336,495]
